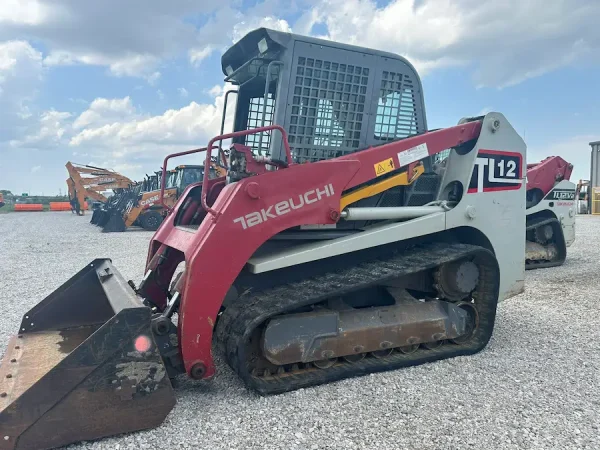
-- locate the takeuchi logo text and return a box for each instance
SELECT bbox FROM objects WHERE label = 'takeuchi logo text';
[233,184,335,230]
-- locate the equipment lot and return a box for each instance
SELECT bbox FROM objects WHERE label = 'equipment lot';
[1,212,598,450]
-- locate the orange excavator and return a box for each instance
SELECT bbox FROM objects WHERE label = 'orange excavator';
[66,162,134,215]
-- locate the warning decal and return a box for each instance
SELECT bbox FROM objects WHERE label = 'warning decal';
[398,143,429,167]
[374,158,395,176]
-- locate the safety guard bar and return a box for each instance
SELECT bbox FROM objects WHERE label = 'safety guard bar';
[203,125,293,216]
[159,146,219,212]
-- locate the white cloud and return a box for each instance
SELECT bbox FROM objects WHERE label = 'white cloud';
[10,109,71,148]
[73,96,136,129]
[206,85,223,97]
[529,135,596,184]
[147,71,161,86]
[69,82,236,153]
[0,40,44,140]
[157,90,165,100]
[178,87,189,98]
[31,165,41,173]
[0,0,52,26]
[231,16,292,43]
[188,0,293,66]
[189,46,214,66]
[299,0,600,87]
[0,0,226,77]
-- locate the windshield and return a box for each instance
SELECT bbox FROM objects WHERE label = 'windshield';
[167,171,177,188]
[176,167,204,189]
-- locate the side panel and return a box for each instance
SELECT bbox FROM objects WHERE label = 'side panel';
[444,113,526,301]
[251,112,527,305]
[247,213,446,273]
[528,179,577,247]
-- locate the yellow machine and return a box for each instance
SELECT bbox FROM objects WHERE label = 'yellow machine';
[101,163,226,232]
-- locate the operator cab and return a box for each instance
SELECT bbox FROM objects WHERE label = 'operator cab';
[220,28,428,163]
[174,165,214,195]
[217,28,445,237]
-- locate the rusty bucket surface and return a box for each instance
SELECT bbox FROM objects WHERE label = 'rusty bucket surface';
[0,259,176,450]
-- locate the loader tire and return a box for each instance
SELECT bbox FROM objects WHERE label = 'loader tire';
[140,210,163,231]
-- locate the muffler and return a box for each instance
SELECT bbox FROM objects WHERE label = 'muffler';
[0,259,176,450]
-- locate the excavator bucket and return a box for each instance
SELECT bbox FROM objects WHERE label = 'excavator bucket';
[92,208,110,227]
[0,259,176,450]
[90,207,102,225]
[101,212,127,233]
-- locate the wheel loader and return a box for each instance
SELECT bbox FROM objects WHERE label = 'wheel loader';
[91,170,174,231]
[0,28,527,449]
[98,163,225,233]
[90,171,165,227]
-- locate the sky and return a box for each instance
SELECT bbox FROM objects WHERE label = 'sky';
[0,0,598,195]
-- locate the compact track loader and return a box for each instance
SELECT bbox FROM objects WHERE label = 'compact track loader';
[524,156,576,269]
[0,29,527,449]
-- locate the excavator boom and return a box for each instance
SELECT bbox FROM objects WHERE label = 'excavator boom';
[66,162,133,216]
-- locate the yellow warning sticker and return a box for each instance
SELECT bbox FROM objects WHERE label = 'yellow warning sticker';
[374,158,395,176]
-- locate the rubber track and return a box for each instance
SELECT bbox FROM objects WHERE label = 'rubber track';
[215,242,499,395]
[525,216,566,270]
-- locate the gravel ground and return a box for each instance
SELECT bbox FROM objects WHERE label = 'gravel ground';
[1,212,599,449]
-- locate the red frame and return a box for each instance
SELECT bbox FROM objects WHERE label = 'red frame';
[146,120,483,379]
[526,155,573,194]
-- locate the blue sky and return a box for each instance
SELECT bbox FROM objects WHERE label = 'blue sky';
[0,0,598,195]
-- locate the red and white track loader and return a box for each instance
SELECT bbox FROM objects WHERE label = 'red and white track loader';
[0,28,528,449]
[524,156,576,269]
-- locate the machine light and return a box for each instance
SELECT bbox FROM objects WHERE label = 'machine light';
[258,37,268,54]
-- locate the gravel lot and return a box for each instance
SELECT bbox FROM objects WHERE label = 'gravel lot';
[1,212,599,449]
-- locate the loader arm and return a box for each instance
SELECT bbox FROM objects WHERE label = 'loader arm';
[125,188,178,228]
[526,156,573,206]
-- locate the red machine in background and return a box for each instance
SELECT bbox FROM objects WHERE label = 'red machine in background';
[525,155,576,269]
[526,156,573,208]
